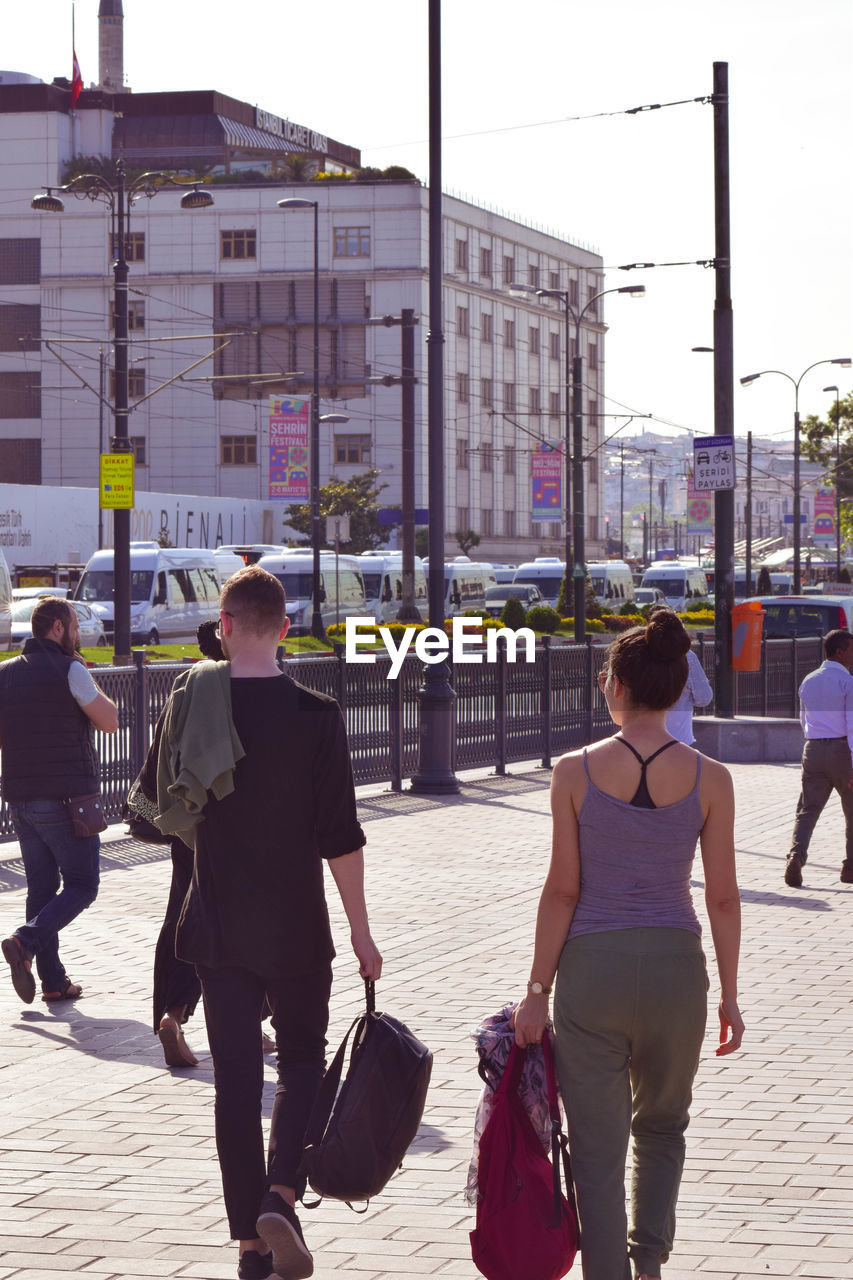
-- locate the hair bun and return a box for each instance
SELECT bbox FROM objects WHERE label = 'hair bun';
[645,607,690,661]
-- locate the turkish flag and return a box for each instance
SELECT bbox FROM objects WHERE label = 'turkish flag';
[71,50,82,106]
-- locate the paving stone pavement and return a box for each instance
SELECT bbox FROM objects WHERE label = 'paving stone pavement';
[0,760,851,1280]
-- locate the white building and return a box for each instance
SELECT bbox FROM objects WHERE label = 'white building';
[0,20,611,562]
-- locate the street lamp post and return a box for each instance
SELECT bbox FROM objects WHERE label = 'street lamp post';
[740,357,851,593]
[277,197,325,637]
[823,384,842,578]
[32,162,213,662]
[509,282,644,639]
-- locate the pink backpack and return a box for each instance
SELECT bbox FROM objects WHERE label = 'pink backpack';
[470,1034,579,1280]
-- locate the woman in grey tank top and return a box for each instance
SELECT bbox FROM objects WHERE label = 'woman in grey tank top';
[514,608,743,1280]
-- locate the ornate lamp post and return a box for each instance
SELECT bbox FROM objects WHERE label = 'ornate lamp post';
[32,162,213,661]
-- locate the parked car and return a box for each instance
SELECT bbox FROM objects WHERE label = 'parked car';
[634,587,666,607]
[12,586,68,602]
[10,597,107,647]
[745,595,853,639]
[483,584,544,618]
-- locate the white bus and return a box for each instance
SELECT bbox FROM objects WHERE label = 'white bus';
[424,557,497,616]
[587,560,635,609]
[513,558,566,610]
[356,551,428,622]
[639,562,709,612]
[257,548,367,633]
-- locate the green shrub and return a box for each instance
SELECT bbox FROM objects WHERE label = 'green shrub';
[684,600,711,614]
[679,609,714,626]
[526,605,561,634]
[501,596,527,628]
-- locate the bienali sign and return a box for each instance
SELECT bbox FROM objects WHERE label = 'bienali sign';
[255,109,328,154]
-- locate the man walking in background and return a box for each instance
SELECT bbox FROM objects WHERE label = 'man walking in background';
[155,565,382,1280]
[0,597,118,1003]
[786,628,853,888]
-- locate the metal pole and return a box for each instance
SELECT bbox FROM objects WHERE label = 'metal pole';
[398,308,421,621]
[793,392,802,594]
[411,0,458,794]
[309,201,324,639]
[619,440,625,557]
[112,161,131,664]
[836,390,842,579]
[648,456,654,561]
[98,345,104,551]
[563,296,573,576]
[571,330,585,641]
[335,526,340,629]
[745,430,752,593]
[712,60,736,718]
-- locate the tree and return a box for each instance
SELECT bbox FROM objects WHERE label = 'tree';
[455,529,481,555]
[285,469,390,553]
[755,565,772,595]
[802,392,853,542]
[414,528,429,557]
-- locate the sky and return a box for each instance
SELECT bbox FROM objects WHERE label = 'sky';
[6,0,853,449]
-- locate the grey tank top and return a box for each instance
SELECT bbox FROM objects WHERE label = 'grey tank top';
[567,748,704,940]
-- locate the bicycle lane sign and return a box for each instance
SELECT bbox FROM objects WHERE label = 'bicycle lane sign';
[693,434,736,491]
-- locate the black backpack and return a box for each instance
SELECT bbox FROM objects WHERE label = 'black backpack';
[299,979,432,1206]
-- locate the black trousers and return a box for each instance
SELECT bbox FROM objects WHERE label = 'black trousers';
[197,961,333,1240]
[152,839,202,1032]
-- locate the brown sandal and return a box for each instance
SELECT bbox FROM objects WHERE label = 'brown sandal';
[42,980,82,1002]
[159,1014,198,1067]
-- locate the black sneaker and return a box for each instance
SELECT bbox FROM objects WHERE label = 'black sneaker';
[1,936,35,1004]
[256,1191,313,1280]
[841,862,853,884]
[237,1250,273,1280]
[784,855,804,888]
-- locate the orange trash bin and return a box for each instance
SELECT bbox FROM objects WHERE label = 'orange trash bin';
[731,600,764,671]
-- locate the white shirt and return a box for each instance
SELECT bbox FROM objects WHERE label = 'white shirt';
[68,661,99,708]
[798,659,853,754]
[666,649,714,745]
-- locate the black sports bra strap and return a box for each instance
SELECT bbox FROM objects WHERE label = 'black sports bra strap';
[615,736,678,768]
[643,739,679,767]
[614,737,644,765]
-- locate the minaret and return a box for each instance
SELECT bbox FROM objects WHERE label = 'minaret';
[99,0,127,93]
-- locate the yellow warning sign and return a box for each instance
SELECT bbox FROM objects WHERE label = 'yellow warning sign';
[99,453,135,509]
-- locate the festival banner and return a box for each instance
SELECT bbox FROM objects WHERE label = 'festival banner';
[813,486,836,546]
[531,443,562,521]
[686,471,713,536]
[269,396,310,501]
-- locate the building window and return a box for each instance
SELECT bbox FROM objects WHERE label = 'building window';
[0,438,40,482]
[529,326,540,355]
[335,434,371,464]
[334,226,370,257]
[504,509,516,537]
[504,319,515,349]
[549,391,561,419]
[130,436,146,465]
[588,398,598,426]
[457,506,469,529]
[457,372,470,403]
[588,455,598,485]
[504,445,516,475]
[109,368,146,398]
[455,238,469,270]
[0,238,40,284]
[481,508,493,536]
[112,300,145,331]
[456,438,469,469]
[111,232,145,262]
[531,520,543,538]
[529,387,541,416]
[220,435,257,465]
[569,279,579,306]
[456,306,469,337]
[0,303,40,352]
[587,286,598,318]
[529,264,539,288]
[503,255,515,285]
[481,377,493,407]
[480,247,492,277]
[549,271,560,290]
[549,331,560,361]
[0,372,40,418]
[587,341,598,370]
[221,230,256,260]
[503,382,516,412]
[481,442,493,473]
[482,312,493,343]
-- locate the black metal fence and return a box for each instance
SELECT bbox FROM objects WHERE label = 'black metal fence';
[0,633,819,842]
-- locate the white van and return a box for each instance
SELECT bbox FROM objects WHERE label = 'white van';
[257,548,367,633]
[74,544,224,644]
[639,562,709,612]
[356,551,428,623]
[513,558,566,610]
[587,560,635,609]
[423,558,497,617]
[0,550,12,650]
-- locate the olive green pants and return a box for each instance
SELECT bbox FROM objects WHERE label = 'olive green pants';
[554,928,708,1280]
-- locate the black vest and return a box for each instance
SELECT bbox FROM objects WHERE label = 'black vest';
[0,638,100,802]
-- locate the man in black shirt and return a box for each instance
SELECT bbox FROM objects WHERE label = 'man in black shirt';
[166,566,382,1280]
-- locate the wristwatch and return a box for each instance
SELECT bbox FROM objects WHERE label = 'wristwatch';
[527,980,552,996]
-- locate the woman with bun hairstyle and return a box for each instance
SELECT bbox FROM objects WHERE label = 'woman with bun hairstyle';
[514,607,743,1280]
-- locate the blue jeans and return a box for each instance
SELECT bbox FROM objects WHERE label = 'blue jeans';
[10,798,100,993]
